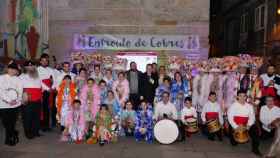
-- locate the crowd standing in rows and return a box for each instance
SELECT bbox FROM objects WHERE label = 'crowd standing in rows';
[0,53,280,158]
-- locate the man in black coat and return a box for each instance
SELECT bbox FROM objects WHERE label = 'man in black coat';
[140,64,158,105]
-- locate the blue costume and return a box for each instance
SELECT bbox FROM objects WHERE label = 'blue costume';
[134,105,154,143]
[155,84,170,103]
[170,79,189,103]
[100,88,108,104]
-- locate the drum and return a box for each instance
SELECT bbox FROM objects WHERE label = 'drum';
[234,126,249,144]
[154,119,179,144]
[206,119,221,133]
[185,118,199,133]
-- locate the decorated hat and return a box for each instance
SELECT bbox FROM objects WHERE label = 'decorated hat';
[24,60,35,67]
[7,60,19,70]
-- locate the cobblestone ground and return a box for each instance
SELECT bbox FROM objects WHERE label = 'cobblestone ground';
[0,122,278,158]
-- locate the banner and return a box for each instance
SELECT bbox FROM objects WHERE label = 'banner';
[73,34,200,51]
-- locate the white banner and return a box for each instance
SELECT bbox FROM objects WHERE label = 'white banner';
[73,34,200,51]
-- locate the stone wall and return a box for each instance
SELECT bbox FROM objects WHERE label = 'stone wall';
[48,0,210,62]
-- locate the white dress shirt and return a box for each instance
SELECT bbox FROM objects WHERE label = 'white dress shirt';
[181,106,197,123]
[260,105,280,132]
[0,74,23,109]
[227,101,255,129]
[201,101,224,125]
[154,101,178,120]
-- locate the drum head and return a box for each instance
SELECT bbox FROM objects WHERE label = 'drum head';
[154,119,179,144]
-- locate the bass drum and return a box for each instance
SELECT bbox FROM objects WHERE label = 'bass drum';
[154,119,179,144]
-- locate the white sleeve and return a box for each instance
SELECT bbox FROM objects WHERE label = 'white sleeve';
[201,104,207,122]
[247,106,255,128]
[153,103,159,120]
[193,108,197,118]
[172,105,178,120]
[227,106,238,129]
[259,107,268,126]
[218,106,224,125]
[17,79,23,103]
[181,109,185,122]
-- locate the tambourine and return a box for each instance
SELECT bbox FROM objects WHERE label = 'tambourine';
[2,88,19,105]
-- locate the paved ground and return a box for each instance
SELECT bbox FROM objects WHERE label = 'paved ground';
[0,123,278,158]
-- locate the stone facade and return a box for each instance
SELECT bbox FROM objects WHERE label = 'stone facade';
[48,0,210,62]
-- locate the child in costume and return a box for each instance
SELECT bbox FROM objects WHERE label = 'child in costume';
[121,101,136,136]
[134,100,154,143]
[104,90,122,136]
[62,100,86,144]
[99,80,108,104]
[94,104,114,146]
[56,75,77,131]
[181,97,197,138]
[80,78,101,130]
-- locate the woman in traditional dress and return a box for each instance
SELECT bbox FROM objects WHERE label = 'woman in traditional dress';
[80,78,101,129]
[103,69,115,90]
[171,72,189,102]
[134,100,153,143]
[154,76,171,104]
[75,68,87,95]
[56,75,77,131]
[112,72,129,107]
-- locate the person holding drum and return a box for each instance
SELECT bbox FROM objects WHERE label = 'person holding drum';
[154,91,178,121]
[227,90,261,156]
[154,92,184,143]
[201,92,224,141]
[181,97,198,138]
[260,96,280,139]
[0,61,23,146]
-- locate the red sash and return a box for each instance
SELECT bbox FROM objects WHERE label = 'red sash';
[24,88,42,102]
[206,112,218,121]
[184,115,193,120]
[233,116,248,126]
[42,79,52,88]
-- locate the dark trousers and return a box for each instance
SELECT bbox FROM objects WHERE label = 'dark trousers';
[229,124,260,151]
[41,91,50,130]
[175,120,186,141]
[22,102,41,138]
[0,107,19,144]
[129,93,140,110]
[50,91,57,128]
[261,128,275,140]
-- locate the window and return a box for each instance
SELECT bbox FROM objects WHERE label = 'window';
[255,4,265,31]
[240,13,248,33]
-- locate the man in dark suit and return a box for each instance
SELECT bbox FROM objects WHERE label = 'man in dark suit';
[140,64,158,105]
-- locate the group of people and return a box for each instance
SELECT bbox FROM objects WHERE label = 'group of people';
[0,53,280,158]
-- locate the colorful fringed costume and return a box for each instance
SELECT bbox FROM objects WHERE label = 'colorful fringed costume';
[134,105,153,143]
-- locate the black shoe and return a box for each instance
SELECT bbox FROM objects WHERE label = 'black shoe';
[5,137,16,146]
[14,131,19,144]
[230,140,238,146]
[208,136,215,141]
[99,140,105,146]
[218,137,223,142]
[34,133,43,137]
[252,149,262,157]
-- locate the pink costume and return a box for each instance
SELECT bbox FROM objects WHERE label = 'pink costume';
[80,84,101,121]
[65,107,86,141]
[112,79,129,106]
